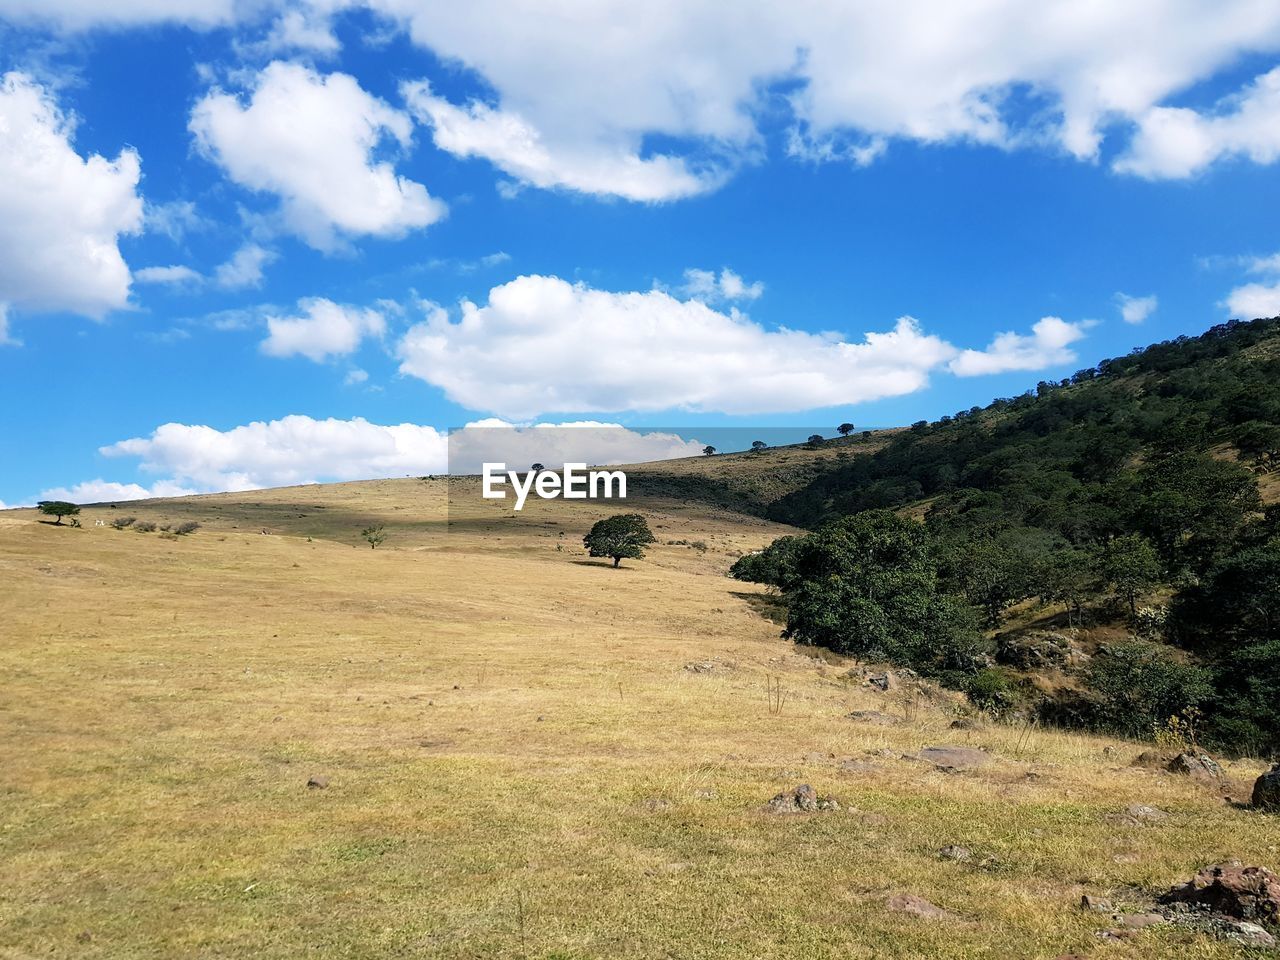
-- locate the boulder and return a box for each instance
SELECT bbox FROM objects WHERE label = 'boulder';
[1080,894,1113,913]
[766,783,839,814]
[1252,764,1280,811]
[306,775,329,789]
[1158,862,1280,923]
[938,845,972,862]
[1167,752,1225,783]
[846,709,901,727]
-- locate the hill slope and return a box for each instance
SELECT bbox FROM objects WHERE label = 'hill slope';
[2,477,1277,958]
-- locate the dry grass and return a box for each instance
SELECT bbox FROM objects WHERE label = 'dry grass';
[0,479,1276,959]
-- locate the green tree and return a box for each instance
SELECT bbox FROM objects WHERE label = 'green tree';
[1100,534,1161,614]
[782,511,980,676]
[837,422,855,437]
[37,501,80,525]
[702,445,716,456]
[750,440,767,453]
[1085,640,1213,739]
[1134,453,1260,572]
[362,524,386,549]
[729,535,804,590]
[584,514,655,567]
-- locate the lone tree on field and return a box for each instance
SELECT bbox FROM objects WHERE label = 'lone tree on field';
[751,440,767,453]
[583,513,655,568]
[837,422,855,437]
[530,462,545,474]
[362,524,387,549]
[806,433,825,448]
[37,501,80,525]
[702,445,716,456]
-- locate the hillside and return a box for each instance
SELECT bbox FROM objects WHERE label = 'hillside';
[3,474,1278,958]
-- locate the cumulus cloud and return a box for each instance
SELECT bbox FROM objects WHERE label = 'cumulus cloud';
[0,72,143,326]
[680,268,764,303]
[401,80,721,201]
[1116,66,1280,179]
[376,1,1280,196]
[101,415,451,491]
[213,242,276,289]
[262,297,386,361]
[1116,292,1158,325]
[135,265,202,286]
[1223,251,1280,318]
[190,61,446,249]
[396,274,1082,418]
[38,478,199,503]
[949,316,1089,377]
[144,199,207,242]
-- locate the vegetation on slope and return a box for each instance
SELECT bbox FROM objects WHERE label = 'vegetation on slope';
[739,317,1280,755]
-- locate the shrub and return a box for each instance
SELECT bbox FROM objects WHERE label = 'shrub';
[111,516,136,530]
[1084,640,1213,739]
[729,535,804,589]
[966,668,1019,717]
[175,521,201,535]
[134,520,157,533]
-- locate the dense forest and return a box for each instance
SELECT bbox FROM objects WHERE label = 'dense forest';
[735,317,1280,756]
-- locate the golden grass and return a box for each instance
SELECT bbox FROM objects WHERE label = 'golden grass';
[0,479,1276,958]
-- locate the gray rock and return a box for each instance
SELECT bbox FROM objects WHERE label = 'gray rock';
[1252,763,1280,811]
[919,745,992,772]
[1167,752,1225,783]
[846,709,901,727]
[938,845,972,862]
[306,775,329,789]
[886,894,958,921]
[1080,894,1113,913]
[766,783,840,814]
[995,630,1071,670]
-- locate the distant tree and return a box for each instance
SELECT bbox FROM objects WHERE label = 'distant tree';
[702,445,716,456]
[362,524,387,549]
[806,434,825,448]
[837,423,855,437]
[1100,534,1162,615]
[530,463,545,473]
[37,501,79,525]
[583,513,655,567]
[1134,453,1260,572]
[750,440,767,453]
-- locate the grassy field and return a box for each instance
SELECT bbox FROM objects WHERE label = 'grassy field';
[1,477,1276,958]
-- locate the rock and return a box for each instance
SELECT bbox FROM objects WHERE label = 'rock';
[839,759,878,774]
[1115,803,1169,826]
[1117,913,1166,929]
[1080,894,1113,913]
[949,716,981,730]
[886,893,957,921]
[766,783,840,814]
[865,672,894,692]
[640,797,672,812]
[1158,862,1280,923]
[938,845,972,862]
[306,775,329,789]
[919,745,991,772]
[1225,921,1277,948]
[995,630,1071,670]
[684,659,733,674]
[846,710,901,727]
[1167,752,1225,783]
[1252,764,1280,811]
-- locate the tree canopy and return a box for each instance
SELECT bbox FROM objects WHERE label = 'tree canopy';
[583,514,656,567]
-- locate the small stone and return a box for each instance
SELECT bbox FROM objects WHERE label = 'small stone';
[766,783,838,814]
[919,745,991,772]
[640,797,672,812]
[846,710,901,726]
[1117,913,1166,929]
[938,845,972,862]
[1080,894,1113,913]
[306,775,329,789]
[886,894,957,921]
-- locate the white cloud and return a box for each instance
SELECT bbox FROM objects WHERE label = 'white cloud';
[397,274,970,418]
[1116,292,1158,325]
[401,80,720,201]
[213,242,276,290]
[262,9,340,54]
[0,0,239,30]
[262,297,385,361]
[949,316,1089,377]
[0,72,142,326]
[135,265,203,286]
[1223,250,1280,318]
[1225,281,1280,318]
[0,305,15,347]
[190,61,446,250]
[376,1,1280,196]
[680,267,764,303]
[102,415,451,491]
[344,367,369,385]
[144,199,207,242]
[38,478,199,504]
[1116,66,1280,179]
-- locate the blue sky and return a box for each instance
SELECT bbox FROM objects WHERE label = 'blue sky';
[2,2,1280,505]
